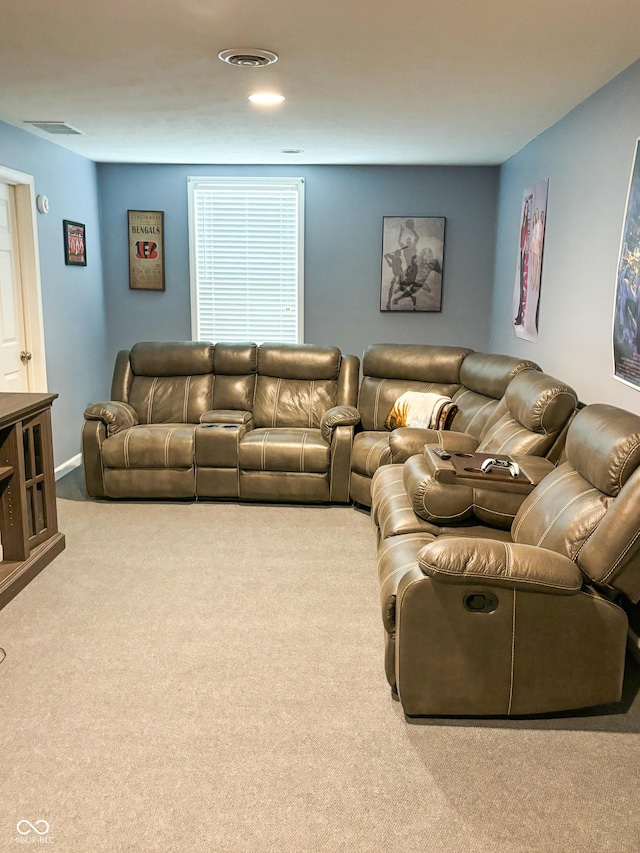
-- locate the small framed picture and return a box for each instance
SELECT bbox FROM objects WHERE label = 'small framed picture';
[128,210,165,291]
[380,216,445,312]
[63,220,87,266]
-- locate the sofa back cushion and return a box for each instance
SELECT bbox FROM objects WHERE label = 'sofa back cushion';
[451,353,541,439]
[212,343,257,412]
[128,342,215,424]
[130,341,214,377]
[476,370,577,457]
[253,344,341,428]
[359,344,471,431]
[125,341,259,424]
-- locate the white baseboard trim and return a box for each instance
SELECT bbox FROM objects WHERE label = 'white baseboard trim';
[54,452,82,481]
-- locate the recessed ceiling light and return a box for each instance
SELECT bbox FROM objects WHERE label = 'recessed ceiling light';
[282,149,303,154]
[218,49,278,67]
[248,93,285,105]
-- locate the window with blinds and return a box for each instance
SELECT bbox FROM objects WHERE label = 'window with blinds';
[188,177,304,343]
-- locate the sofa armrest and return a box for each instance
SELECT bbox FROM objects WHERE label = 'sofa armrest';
[84,401,139,437]
[417,537,583,595]
[200,409,253,426]
[320,405,360,442]
[329,425,355,503]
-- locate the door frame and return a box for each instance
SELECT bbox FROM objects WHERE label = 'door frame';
[0,164,47,392]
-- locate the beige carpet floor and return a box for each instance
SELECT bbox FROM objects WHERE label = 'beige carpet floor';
[0,469,639,852]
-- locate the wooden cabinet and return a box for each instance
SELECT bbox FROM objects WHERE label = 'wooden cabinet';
[0,393,65,609]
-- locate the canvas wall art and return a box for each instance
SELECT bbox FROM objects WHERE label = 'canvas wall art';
[512,179,548,342]
[380,216,445,312]
[613,139,640,390]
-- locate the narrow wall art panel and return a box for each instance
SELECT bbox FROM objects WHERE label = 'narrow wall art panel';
[512,179,548,342]
[128,209,165,291]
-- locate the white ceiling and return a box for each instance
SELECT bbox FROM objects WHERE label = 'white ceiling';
[1,0,639,166]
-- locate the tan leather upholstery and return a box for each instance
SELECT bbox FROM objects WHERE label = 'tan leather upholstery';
[374,370,577,534]
[101,424,194,468]
[236,344,358,502]
[451,352,539,437]
[357,344,471,432]
[200,410,253,426]
[83,341,359,503]
[475,370,578,456]
[320,406,360,442]
[195,423,250,469]
[373,403,640,716]
[351,346,542,506]
[239,428,330,472]
[84,401,138,437]
[352,432,393,478]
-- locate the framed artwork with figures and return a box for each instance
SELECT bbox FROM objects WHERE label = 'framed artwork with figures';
[380,216,445,312]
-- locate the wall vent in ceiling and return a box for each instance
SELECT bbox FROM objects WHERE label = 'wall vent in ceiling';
[218,49,278,67]
[23,121,83,135]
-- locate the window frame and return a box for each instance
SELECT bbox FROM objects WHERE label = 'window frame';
[187,176,305,344]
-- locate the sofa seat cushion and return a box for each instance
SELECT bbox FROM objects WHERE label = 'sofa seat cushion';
[371,464,519,541]
[238,428,330,473]
[352,431,393,478]
[101,424,195,469]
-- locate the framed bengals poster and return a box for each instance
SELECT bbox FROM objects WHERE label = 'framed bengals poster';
[128,210,165,290]
[63,220,87,266]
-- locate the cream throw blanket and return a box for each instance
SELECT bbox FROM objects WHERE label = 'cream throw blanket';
[385,391,457,431]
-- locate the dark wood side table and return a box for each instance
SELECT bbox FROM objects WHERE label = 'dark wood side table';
[0,393,65,609]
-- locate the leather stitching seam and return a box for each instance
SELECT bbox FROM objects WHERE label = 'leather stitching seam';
[512,470,580,540]
[535,488,598,548]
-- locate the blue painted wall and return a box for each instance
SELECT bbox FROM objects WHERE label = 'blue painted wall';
[0,121,109,465]
[97,164,499,364]
[490,59,640,413]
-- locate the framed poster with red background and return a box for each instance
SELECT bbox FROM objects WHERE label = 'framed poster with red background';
[128,210,165,291]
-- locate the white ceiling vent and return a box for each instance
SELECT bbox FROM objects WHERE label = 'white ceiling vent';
[24,121,83,135]
[218,49,278,67]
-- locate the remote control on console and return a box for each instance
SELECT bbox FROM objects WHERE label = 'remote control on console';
[432,448,451,460]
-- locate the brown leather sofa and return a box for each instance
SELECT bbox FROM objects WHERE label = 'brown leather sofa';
[83,341,360,502]
[373,404,640,716]
[371,367,578,539]
[350,344,542,507]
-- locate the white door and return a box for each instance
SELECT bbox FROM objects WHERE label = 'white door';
[0,181,30,392]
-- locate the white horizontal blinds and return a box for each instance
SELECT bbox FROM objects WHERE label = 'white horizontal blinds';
[192,179,302,343]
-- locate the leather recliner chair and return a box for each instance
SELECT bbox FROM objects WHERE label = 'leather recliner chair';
[371,368,578,540]
[237,343,360,503]
[376,404,640,717]
[350,345,541,507]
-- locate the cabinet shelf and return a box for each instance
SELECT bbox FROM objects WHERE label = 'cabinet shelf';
[0,465,14,482]
[0,392,65,609]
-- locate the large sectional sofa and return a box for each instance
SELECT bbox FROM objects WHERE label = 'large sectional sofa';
[82,340,640,719]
